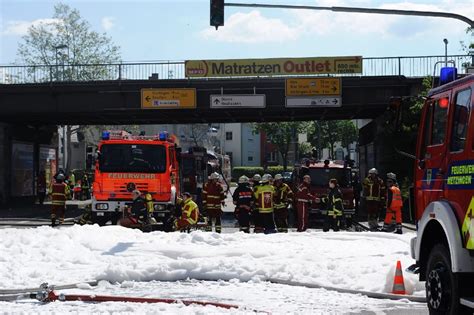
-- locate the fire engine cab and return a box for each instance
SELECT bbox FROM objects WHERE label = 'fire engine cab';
[400,66,474,314]
[91,130,180,228]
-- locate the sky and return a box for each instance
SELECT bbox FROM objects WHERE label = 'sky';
[0,0,473,65]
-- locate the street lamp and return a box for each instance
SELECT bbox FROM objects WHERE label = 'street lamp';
[443,38,448,66]
[54,44,68,81]
[54,44,68,170]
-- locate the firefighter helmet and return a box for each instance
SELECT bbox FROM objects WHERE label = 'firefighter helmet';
[56,173,65,181]
[261,174,272,183]
[387,172,397,181]
[210,172,220,180]
[274,174,283,181]
[368,168,378,175]
[252,174,261,181]
[238,175,249,184]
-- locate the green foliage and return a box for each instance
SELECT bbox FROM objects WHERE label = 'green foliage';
[308,120,357,158]
[253,121,309,170]
[232,167,264,181]
[17,3,121,81]
[460,27,474,69]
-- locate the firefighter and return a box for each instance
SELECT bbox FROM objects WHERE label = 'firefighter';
[323,179,344,232]
[51,173,68,227]
[145,193,157,224]
[175,192,199,232]
[382,172,403,234]
[119,190,147,228]
[81,174,90,200]
[273,174,294,233]
[250,174,263,233]
[362,168,386,231]
[202,172,226,233]
[233,175,254,233]
[296,174,315,232]
[69,171,76,198]
[254,174,276,234]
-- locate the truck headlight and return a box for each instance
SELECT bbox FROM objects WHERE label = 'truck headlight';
[154,204,165,211]
[95,203,109,210]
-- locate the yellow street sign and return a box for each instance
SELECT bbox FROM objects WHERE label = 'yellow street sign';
[286,78,341,96]
[141,88,196,109]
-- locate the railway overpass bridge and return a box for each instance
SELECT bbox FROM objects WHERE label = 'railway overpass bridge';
[0,54,471,206]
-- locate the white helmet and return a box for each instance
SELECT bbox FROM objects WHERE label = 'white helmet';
[252,174,261,181]
[238,175,249,184]
[368,168,378,175]
[261,174,272,183]
[274,174,283,181]
[386,172,397,181]
[210,172,220,180]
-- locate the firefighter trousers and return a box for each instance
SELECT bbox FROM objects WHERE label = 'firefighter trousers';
[51,205,65,226]
[296,201,309,232]
[253,209,264,233]
[384,207,402,225]
[237,209,251,233]
[206,215,222,233]
[323,215,342,232]
[260,212,276,234]
[274,206,288,232]
[366,200,381,230]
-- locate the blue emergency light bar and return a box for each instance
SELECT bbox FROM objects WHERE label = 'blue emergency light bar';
[159,131,168,141]
[440,67,457,85]
[102,131,110,140]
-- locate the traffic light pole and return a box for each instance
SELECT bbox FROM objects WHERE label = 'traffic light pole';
[224,3,474,28]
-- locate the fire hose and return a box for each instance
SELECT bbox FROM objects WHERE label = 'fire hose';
[1,282,269,314]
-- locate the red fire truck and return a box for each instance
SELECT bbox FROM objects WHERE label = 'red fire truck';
[91,130,180,229]
[397,66,474,314]
[294,159,355,225]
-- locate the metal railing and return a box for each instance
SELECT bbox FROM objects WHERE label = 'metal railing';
[0,55,472,84]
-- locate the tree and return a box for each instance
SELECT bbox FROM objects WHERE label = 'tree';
[253,122,309,171]
[460,27,473,69]
[17,3,121,81]
[309,120,357,159]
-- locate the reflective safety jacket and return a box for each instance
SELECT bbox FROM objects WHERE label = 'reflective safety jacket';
[81,177,90,190]
[274,183,294,209]
[326,187,344,217]
[51,183,68,206]
[181,198,200,225]
[202,182,225,210]
[296,182,313,204]
[232,183,254,212]
[145,193,154,214]
[362,176,386,202]
[387,186,402,209]
[254,184,275,213]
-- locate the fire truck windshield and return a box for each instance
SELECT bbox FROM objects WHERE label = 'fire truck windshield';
[309,168,351,188]
[99,144,167,173]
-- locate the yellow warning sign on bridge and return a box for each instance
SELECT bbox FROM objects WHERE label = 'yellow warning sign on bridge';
[141,88,196,109]
[286,78,341,96]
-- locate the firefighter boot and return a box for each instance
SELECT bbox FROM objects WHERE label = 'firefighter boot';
[382,224,395,233]
[51,218,57,227]
[395,224,403,234]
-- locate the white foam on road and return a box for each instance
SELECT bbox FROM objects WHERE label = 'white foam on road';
[0,225,425,313]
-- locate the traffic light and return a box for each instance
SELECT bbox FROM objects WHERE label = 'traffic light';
[210,0,224,29]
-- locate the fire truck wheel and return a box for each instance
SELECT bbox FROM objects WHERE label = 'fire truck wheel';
[426,243,465,315]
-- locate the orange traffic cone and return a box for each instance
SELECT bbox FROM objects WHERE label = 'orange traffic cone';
[392,260,406,295]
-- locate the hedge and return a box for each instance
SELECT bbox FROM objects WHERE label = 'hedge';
[232,166,294,181]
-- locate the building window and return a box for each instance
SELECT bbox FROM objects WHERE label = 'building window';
[226,131,233,140]
[248,156,253,162]
[269,151,278,162]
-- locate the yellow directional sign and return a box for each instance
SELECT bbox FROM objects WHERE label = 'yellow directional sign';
[285,78,341,96]
[141,88,196,109]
